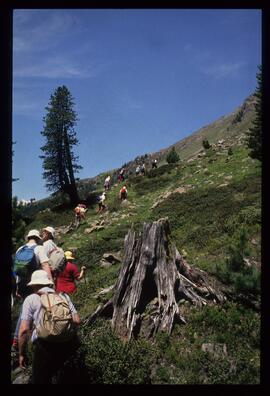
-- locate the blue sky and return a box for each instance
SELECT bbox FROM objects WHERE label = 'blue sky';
[12,8,261,201]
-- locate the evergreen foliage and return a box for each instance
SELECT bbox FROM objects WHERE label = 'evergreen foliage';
[40,86,82,205]
[232,109,244,124]
[202,138,211,149]
[12,197,29,251]
[246,65,262,161]
[166,146,180,164]
[228,147,233,156]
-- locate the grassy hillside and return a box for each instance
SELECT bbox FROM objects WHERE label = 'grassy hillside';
[13,95,261,384]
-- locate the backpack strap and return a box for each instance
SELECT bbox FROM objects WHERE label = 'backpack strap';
[46,293,52,312]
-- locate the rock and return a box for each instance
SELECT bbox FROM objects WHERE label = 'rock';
[13,369,31,384]
[98,285,115,295]
[243,258,252,267]
[84,225,104,234]
[218,183,229,188]
[121,199,131,207]
[201,343,227,358]
[103,253,122,263]
[100,260,113,268]
[100,252,122,267]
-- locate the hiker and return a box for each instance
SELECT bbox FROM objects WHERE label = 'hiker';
[118,168,125,182]
[78,203,87,219]
[119,185,128,201]
[135,165,140,176]
[41,225,66,283]
[104,175,111,191]
[12,230,52,351]
[18,270,81,384]
[152,159,158,169]
[41,226,58,256]
[97,191,107,213]
[141,163,146,176]
[55,251,87,294]
[74,204,87,226]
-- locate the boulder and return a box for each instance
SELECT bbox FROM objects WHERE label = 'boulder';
[100,252,122,268]
[201,343,227,358]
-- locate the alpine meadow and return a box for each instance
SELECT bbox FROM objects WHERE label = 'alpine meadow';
[12,86,261,384]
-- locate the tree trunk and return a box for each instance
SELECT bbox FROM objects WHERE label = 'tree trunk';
[83,218,225,340]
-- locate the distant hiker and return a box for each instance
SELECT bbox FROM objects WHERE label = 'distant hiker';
[104,175,111,191]
[141,163,146,176]
[12,230,51,351]
[97,191,107,213]
[55,251,87,294]
[74,204,87,226]
[18,269,81,384]
[119,185,128,201]
[135,165,140,176]
[152,159,158,169]
[118,168,125,182]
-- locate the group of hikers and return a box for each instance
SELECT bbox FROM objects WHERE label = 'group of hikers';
[11,159,160,383]
[11,226,87,383]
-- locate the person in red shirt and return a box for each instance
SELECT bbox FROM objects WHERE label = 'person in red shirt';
[55,251,86,294]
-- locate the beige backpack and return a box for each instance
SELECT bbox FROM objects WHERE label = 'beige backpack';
[36,292,74,342]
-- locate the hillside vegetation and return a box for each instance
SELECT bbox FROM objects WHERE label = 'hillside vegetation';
[12,95,261,384]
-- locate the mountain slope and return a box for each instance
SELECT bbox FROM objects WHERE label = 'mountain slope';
[13,94,260,384]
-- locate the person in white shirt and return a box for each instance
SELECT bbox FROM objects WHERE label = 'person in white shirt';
[97,192,107,213]
[104,175,111,191]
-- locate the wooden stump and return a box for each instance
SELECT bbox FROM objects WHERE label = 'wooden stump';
[83,218,225,339]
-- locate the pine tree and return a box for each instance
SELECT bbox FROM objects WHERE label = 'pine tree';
[40,86,82,205]
[166,146,180,164]
[202,138,211,150]
[246,65,262,162]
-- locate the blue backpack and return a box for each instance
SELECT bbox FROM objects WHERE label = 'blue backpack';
[13,245,37,283]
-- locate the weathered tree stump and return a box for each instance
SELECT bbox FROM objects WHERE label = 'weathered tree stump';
[83,218,225,339]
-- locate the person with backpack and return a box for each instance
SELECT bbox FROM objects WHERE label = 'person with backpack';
[74,204,87,227]
[118,168,125,182]
[12,230,52,351]
[41,226,66,285]
[119,185,128,201]
[55,251,87,294]
[18,269,81,383]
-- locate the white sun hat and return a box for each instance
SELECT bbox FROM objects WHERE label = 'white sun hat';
[26,229,42,240]
[43,226,55,239]
[27,270,54,286]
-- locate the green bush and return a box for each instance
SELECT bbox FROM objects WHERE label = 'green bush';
[166,146,180,164]
[79,319,154,384]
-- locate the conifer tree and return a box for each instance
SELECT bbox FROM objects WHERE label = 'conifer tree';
[246,65,262,162]
[40,86,82,205]
[166,146,180,164]
[202,138,211,150]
